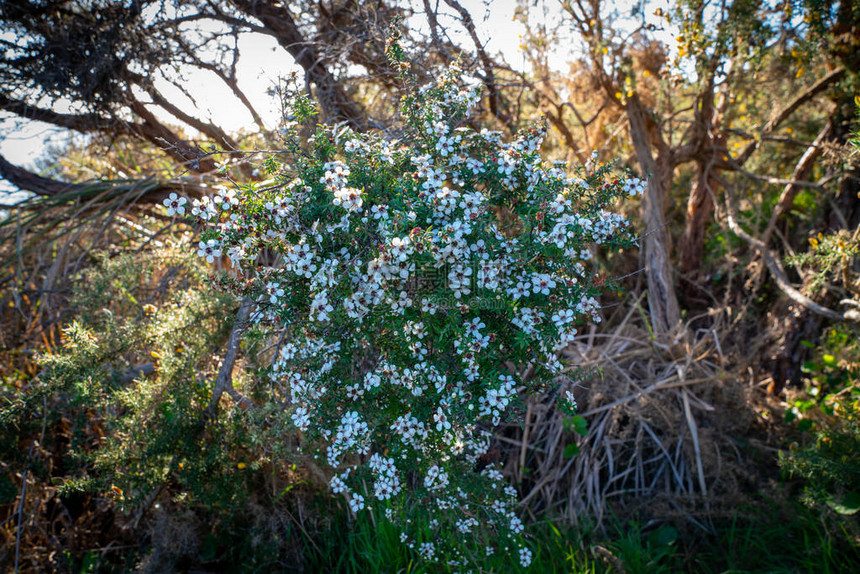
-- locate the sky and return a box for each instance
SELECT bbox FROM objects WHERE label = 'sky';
[0,0,677,202]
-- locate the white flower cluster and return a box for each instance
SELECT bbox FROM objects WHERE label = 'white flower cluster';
[192,66,636,567]
[328,410,369,466]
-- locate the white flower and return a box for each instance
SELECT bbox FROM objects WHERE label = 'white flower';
[418,542,436,560]
[349,493,365,512]
[264,281,285,304]
[564,390,578,411]
[510,516,524,534]
[333,186,364,212]
[551,308,575,327]
[163,192,187,215]
[424,465,450,490]
[197,239,221,263]
[291,406,310,431]
[310,292,334,322]
[519,546,533,567]
[191,196,218,220]
[433,407,451,432]
[330,475,347,494]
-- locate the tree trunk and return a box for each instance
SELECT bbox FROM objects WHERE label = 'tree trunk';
[626,94,682,338]
[679,163,718,275]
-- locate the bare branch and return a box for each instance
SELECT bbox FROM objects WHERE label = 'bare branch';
[736,67,845,165]
[0,151,206,200]
[441,0,512,129]
[0,93,135,135]
[205,299,254,418]
[173,36,268,131]
[229,0,367,130]
[720,174,856,322]
[760,122,833,245]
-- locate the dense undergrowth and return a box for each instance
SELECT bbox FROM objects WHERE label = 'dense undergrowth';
[2,20,860,572]
[1,233,858,572]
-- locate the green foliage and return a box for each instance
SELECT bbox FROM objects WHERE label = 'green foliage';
[692,499,860,573]
[787,230,860,295]
[780,322,860,515]
[0,245,253,513]
[779,98,860,516]
[307,506,683,574]
[781,398,860,514]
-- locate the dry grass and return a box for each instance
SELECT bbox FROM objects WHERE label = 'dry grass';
[499,299,766,531]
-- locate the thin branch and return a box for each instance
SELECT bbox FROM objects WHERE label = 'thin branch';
[760,121,833,246]
[735,67,845,165]
[173,37,268,131]
[205,299,254,418]
[229,0,367,129]
[719,174,857,322]
[441,0,512,129]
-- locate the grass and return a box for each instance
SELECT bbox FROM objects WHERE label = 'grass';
[296,496,857,573]
[690,500,860,574]
[301,503,681,573]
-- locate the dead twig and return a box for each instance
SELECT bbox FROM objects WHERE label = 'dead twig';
[719,174,859,322]
[205,299,254,418]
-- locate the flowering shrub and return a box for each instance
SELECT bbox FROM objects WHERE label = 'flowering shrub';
[191,67,640,567]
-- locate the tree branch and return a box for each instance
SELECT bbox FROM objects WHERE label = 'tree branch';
[626,93,681,337]
[735,67,845,165]
[0,93,135,135]
[205,299,254,418]
[0,151,206,201]
[760,121,833,246]
[720,174,858,322]
[229,0,367,130]
[441,0,512,130]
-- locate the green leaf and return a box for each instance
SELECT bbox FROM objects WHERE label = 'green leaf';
[563,444,580,458]
[827,491,860,515]
[568,415,589,436]
[801,361,819,373]
[822,354,838,367]
[649,525,678,547]
[200,533,218,561]
[797,419,814,432]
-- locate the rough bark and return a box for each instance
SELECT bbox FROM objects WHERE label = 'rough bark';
[626,94,681,338]
[679,165,717,275]
[678,69,724,276]
[205,299,254,418]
